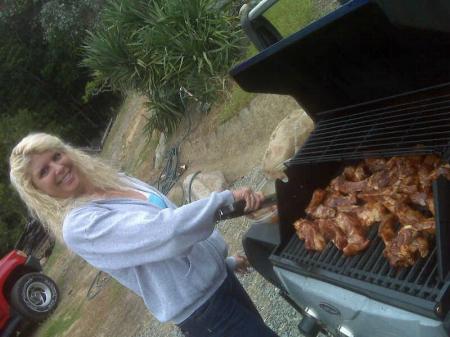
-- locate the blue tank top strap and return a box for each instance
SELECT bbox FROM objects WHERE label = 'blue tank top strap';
[148,192,167,209]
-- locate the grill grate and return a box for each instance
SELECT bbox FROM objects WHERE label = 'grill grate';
[289,86,450,165]
[277,225,445,303]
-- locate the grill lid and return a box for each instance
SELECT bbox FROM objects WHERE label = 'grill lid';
[230,0,450,121]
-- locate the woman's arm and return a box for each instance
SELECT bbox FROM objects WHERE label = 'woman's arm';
[63,188,262,270]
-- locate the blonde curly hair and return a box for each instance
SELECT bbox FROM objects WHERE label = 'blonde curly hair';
[9,133,130,240]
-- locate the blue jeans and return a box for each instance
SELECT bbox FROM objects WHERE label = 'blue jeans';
[177,269,279,337]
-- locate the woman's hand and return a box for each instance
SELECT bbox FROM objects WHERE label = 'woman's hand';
[234,254,251,275]
[232,187,264,212]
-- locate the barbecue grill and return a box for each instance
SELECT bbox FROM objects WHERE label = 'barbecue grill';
[230,1,450,336]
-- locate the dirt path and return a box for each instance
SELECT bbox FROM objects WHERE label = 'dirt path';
[178,94,299,182]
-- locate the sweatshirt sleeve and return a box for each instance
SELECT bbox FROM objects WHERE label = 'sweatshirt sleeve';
[225,256,237,271]
[63,190,234,270]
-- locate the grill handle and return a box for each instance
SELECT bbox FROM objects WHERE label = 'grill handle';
[434,176,450,281]
[216,193,277,221]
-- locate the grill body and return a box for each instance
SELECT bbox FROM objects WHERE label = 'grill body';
[232,0,450,335]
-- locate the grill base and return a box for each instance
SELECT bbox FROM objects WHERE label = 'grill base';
[275,267,449,337]
[272,236,445,319]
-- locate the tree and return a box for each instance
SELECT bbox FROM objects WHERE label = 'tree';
[0,0,117,255]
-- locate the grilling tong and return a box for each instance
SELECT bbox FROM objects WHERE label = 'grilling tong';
[216,193,277,221]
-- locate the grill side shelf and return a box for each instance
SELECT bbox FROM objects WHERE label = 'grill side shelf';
[270,240,449,320]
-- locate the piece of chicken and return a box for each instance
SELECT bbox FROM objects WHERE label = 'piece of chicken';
[334,212,370,256]
[305,189,327,215]
[383,226,429,267]
[343,164,369,182]
[411,218,435,235]
[353,201,388,228]
[364,158,387,172]
[378,214,398,245]
[409,191,428,207]
[330,175,368,194]
[317,218,347,250]
[323,190,358,208]
[294,219,327,251]
[427,195,435,216]
[308,204,337,219]
[383,201,427,227]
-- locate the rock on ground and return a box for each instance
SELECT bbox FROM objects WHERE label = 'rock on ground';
[262,109,314,180]
[182,171,227,202]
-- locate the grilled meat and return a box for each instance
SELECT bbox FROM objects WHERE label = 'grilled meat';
[323,191,358,208]
[294,219,326,251]
[335,212,369,256]
[305,189,337,218]
[343,164,369,181]
[364,158,387,172]
[427,195,435,215]
[305,189,327,214]
[383,226,430,268]
[330,175,368,194]
[353,201,388,228]
[378,214,398,244]
[311,205,337,219]
[367,170,393,191]
[411,218,435,235]
[317,219,347,250]
[293,155,448,268]
[409,191,428,207]
[381,201,426,227]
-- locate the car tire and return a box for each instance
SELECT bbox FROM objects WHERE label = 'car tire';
[10,272,59,322]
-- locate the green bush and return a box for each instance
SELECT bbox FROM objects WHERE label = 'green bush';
[82,0,244,133]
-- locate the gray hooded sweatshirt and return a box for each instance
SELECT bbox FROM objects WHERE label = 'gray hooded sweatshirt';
[63,176,236,323]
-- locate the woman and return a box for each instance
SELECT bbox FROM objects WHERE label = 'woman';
[9,133,279,337]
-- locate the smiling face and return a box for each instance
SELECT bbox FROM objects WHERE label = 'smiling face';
[29,150,87,199]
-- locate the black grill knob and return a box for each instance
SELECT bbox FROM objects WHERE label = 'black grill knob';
[298,315,320,337]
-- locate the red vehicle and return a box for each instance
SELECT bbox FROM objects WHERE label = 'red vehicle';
[0,250,59,337]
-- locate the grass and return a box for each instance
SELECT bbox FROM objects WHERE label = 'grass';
[265,0,317,40]
[42,242,64,273]
[39,303,83,337]
[36,249,130,337]
[217,0,318,123]
[105,279,127,303]
[219,84,256,123]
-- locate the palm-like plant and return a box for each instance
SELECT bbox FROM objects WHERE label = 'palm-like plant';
[82,0,243,133]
